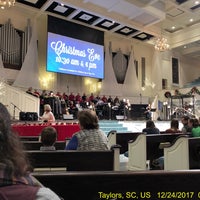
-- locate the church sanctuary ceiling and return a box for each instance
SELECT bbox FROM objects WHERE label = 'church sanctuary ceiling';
[12,0,200,60]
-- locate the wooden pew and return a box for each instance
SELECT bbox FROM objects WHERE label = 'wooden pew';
[146,133,187,161]
[19,136,39,141]
[26,146,120,172]
[128,134,146,170]
[107,131,142,154]
[33,170,200,200]
[22,141,66,150]
[164,136,200,170]
[108,130,186,156]
[127,133,188,170]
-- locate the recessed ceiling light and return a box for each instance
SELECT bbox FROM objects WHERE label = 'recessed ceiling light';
[189,18,194,22]
[195,1,199,5]
[171,26,176,29]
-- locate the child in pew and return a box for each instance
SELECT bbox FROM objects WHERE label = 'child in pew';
[39,126,57,151]
[0,103,61,200]
[65,109,109,150]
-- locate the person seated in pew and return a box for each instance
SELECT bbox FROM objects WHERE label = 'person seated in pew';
[191,118,200,137]
[181,116,192,134]
[165,118,181,133]
[188,118,194,133]
[65,109,109,150]
[40,126,57,151]
[0,103,61,200]
[142,120,160,134]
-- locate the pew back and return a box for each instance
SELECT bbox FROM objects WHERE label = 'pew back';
[33,170,200,200]
[164,136,200,170]
[108,131,185,157]
[27,147,120,171]
[20,136,39,141]
[127,133,188,170]
[107,131,142,154]
[146,133,186,160]
[189,137,200,169]
[23,141,66,150]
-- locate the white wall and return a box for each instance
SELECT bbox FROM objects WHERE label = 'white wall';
[0,83,39,119]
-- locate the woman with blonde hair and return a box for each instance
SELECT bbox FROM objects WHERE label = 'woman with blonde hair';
[40,104,55,122]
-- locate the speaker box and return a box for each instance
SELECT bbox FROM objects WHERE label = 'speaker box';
[26,112,38,121]
[19,112,27,121]
[19,112,38,121]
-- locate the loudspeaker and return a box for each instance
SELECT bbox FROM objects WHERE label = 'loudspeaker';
[19,112,38,121]
[26,112,38,121]
[19,112,27,121]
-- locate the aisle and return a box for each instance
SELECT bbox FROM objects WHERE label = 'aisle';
[99,120,183,133]
[119,120,183,132]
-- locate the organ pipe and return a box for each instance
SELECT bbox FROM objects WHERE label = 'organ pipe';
[0,18,31,68]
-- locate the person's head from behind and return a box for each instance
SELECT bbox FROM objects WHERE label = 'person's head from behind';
[44,104,51,112]
[78,110,99,130]
[171,118,179,129]
[146,120,155,128]
[181,116,189,125]
[0,103,29,177]
[188,118,194,128]
[41,126,57,146]
[193,118,199,128]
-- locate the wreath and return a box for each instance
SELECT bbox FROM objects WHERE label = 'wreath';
[164,91,171,98]
[164,87,200,98]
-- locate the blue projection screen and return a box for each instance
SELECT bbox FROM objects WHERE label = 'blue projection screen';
[47,32,104,79]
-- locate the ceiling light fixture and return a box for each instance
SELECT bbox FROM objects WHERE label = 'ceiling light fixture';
[154,36,170,52]
[0,0,15,9]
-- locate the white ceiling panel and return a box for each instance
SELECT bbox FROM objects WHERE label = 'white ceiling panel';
[134,13,160,26]
[24,0,38,3]
[85,0,121,10]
